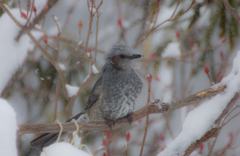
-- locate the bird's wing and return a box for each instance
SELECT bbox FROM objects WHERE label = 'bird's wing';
[84,76,103,110]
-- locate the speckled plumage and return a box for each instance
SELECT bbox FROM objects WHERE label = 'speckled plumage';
[86,44,143,121]
[30,44,143,149]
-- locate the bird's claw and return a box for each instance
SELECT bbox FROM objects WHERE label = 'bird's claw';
[104,118,115,130]
[126,113,133,125]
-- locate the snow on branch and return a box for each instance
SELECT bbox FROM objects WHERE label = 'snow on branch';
[0,7,43,94]
[159,50,240,156]
[0,99,18,156]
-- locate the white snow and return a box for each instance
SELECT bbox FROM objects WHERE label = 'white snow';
[161,42,181,58]
[0,8,43,94]
[53,15,59,21]
[83,75,90,83]
[66,84,79,97]
[89,7,96,14]
[77,40,83,46]
[87,52,91,58]
[0,98,18,156]
[158,50,240,155]
[40,142,91,156]
[149,23,154,29]
[122,20,130,28]
[92,64,99,74]
[59,63,66,70]
[47,25,59,36]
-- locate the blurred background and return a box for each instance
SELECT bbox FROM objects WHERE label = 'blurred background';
[1,0,240,155]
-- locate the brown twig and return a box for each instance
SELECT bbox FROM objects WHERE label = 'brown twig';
[0,2,68,98]
[222,0,240,26]
[132,0,195,49]
[140,78,151,156]
[15,0,58,41]
[184,93,240,156]
[18,85,225,135]
[52,15,61,61]
[95,11,101,66]
[17,0,22,17]
[25,0,35,28]
[53,76,61,121]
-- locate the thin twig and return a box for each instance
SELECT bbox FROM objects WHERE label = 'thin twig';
[0,2,68,98]
[133,0,195,49]
[95,11,100,66]
[207,130,220,156]
[25,0,35,27]
[222,0,240,26]
[52,15,61,62]
[17,0,22,17]
[140,79,151,156]
[53,76,61,121]
[16,0,58,41]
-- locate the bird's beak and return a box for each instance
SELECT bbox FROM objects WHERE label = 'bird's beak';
[129,54,144,60]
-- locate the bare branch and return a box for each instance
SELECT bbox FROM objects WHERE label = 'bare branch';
[15,0,58,41]
[222,0,240,26]
[18,85,226,135]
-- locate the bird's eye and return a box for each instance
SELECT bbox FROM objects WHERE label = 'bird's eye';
[119,54,125,58]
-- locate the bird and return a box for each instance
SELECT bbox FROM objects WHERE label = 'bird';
[30,44,143,149]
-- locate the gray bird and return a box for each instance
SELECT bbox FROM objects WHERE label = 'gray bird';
[30,44,143,149]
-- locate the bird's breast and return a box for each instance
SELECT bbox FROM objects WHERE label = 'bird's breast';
[100,70,143,120]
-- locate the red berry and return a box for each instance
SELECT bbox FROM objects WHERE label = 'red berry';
[126,132,131,142]
[176,31,180,39]
[42,36,48,44]
[103,152,107,156]
[21,12,27,19]
[33,6,37,13]
[199,143,204,151]
[78,20,83,28]
[221,38,227,44]
[145,73,152,83]
[161,146,166,151]
[204,65,209,75]
[118,18,122,27]
[155,77,160,82]
[151,52,156,58]
[137,119,142,125]
[220,51,224,59]
[159,134,165,141]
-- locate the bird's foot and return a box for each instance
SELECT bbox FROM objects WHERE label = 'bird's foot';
[126,113,133,125]
[104,118,115,130]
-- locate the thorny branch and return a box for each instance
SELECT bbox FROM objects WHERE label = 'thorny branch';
[18,85,226,135]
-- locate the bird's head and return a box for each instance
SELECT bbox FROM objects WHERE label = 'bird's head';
[106,44,143,71]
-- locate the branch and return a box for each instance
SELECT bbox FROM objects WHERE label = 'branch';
[0,2,69,98]
[15,0,58,41]
[18,85,226,135]
[184,93,240,156]
[222,0,240,26]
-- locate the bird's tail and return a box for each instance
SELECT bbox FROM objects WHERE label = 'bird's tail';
[30,112,85,149]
